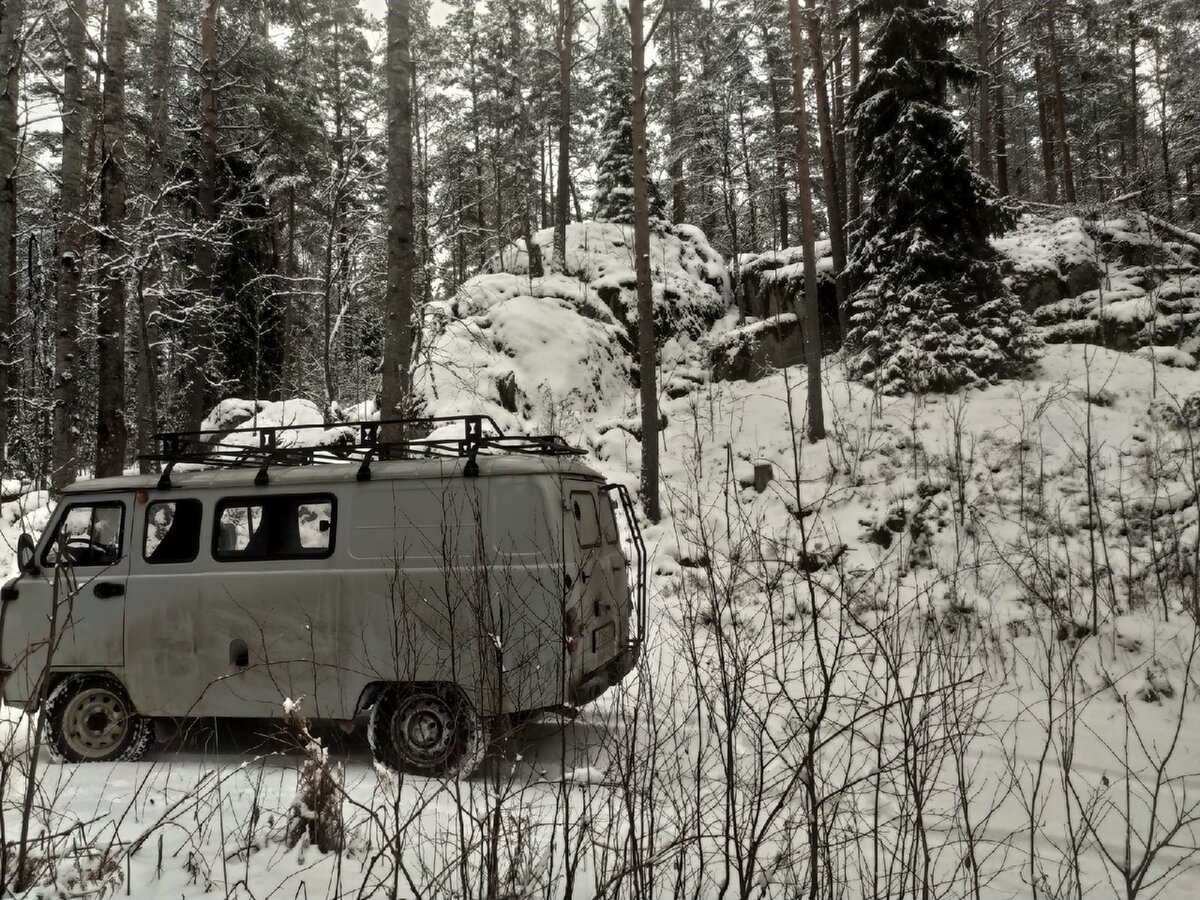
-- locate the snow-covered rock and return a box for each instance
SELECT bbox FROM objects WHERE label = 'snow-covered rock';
[415,220,731,442]
[485,221,729,341]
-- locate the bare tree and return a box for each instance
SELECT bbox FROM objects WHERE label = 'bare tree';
[763,23,790,248]
[380,0,416,426]
[975,0,994,183]
[96,0,128,477]
[135,0,171,471]
[806,3,848,340]
[0,0,19,473]
[552,0,572,270]
[993,0,1010,196]
[1046,5,1076,203]
[1034,50,1058,204]
[629,0,659,521]
[51,0,88,492]
[667,0,685,225]
[184,0,219,431]
[786,0,825,442]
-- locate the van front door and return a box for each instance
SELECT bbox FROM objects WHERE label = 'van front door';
[1,500,130,702]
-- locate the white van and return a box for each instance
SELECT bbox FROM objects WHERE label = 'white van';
[0,416,645,776]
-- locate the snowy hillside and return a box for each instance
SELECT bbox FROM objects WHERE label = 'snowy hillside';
[3,217,1199,899]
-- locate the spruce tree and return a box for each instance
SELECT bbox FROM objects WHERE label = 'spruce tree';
[592,18,667,229]
[846,0,1036,393]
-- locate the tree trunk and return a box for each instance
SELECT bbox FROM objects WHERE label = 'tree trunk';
[96,0,128,477]
[806,5,848,341]
[737,103,758,252]
[764,28,790,248]
[283,185,297,394]
[82,0,107,226]
[1153,33,1170,207]
[1187,160,1199,221]
[993,1,1010,196]
[848,18,862,224]
[629,0,659,522]
[322,18,346,412]
[1126,10,1139,189]
[507,4,542,280]
[52,0,88,491]
[830,0,849,241]
[136,0,171,472]
[1046,8,1076,203]
[552,0,571,269]
[380,0,415,428]
[1034,52,1058,204]
[667,0,684,225]
[184,0,219,431]
[976,1,993,184]
[0,0,20,473]
[786,0,825,443]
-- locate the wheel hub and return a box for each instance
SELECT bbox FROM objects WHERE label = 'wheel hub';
[63,688,128,758]
[392,696,454,767]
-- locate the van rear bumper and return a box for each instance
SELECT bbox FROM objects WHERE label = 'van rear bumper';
[571,639,641,706]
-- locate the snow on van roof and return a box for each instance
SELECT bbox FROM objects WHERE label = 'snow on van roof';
[63,454,605,495]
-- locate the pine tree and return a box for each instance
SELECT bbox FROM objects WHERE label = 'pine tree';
[592,64,666,227]
[845,0,1036,394]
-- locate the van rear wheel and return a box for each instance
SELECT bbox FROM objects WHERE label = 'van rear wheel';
[368,686,485,778]
[45,675,154,763]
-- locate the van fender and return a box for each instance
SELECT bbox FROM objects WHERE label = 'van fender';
[354,680,484,717]
[27,668,126,712]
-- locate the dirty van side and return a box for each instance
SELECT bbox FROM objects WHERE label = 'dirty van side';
[0,415,646,777]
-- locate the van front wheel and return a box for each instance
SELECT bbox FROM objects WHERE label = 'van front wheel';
[45,675,154,763]
[368,686,486,778]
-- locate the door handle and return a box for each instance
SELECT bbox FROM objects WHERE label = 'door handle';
[94,582,125,599]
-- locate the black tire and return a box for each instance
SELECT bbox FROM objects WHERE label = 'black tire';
[368,685,486,778]
[44,675,154,763]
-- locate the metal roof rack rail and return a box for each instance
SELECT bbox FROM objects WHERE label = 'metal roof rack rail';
[142,414,585,488]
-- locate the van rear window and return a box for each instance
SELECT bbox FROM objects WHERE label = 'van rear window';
[213,495,335,561]
[571,491,601,548]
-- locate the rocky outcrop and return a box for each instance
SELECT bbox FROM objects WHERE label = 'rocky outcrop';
[997,214,1200,365]
[708,314,807,383]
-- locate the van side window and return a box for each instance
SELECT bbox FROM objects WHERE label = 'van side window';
[144,499,203,564]
[43,502,125,568]
[213,495,335,561]
[571,491,601,548]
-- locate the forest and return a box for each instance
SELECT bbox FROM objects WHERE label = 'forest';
[1,2,1200,899]
[0,0,1196,490]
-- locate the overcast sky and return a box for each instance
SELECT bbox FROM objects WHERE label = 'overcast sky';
[360,1,453,27]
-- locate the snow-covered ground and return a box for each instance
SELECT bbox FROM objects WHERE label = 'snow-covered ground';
[3,219,1199,898]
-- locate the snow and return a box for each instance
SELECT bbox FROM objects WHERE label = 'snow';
[3,219,1199,898]
[994,214,1095,277]
[1133,345,1197,368]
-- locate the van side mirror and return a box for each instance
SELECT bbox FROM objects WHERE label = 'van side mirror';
[17,533,37,575]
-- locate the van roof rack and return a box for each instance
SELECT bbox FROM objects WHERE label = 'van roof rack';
[142,414,585,490]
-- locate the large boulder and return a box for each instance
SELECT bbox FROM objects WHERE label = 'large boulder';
[416,221,732,438]
[708,314,807,383]
[734,242,842,350]
[994,215,1103,309]
[486,221,730,346]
